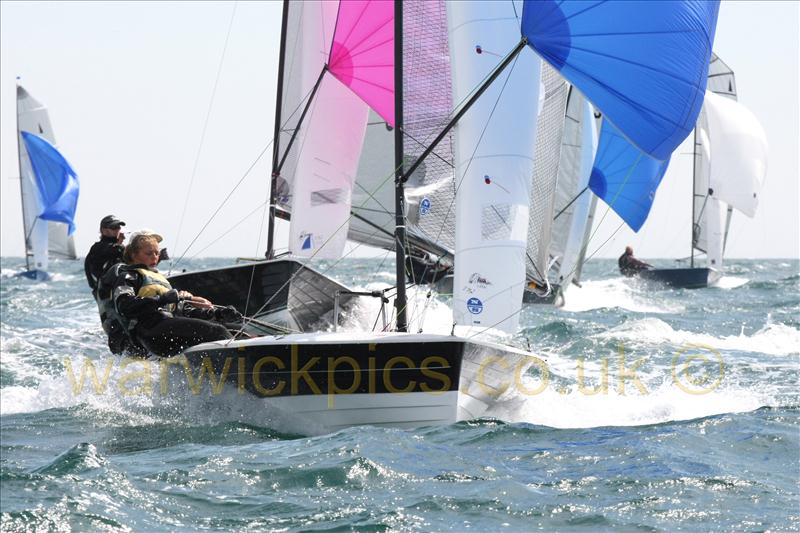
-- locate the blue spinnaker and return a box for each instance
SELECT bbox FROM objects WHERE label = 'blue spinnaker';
[522,0,719,161]
[589,121,669,232]
[21,132,79,235]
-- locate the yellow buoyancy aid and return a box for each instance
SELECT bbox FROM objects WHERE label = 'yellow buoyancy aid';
[136,268,173,299]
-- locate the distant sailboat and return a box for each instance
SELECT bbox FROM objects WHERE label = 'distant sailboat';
[16,84,79,280]
[635,54,768,288]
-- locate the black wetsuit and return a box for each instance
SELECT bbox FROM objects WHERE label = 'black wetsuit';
[618,252,651,277]
[112,265,232,357]
[85,236,125,295]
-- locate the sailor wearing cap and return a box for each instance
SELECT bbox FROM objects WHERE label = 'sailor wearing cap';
[84,214,127,294]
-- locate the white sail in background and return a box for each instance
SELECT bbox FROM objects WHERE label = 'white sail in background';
[287,74,369,258]
[449,1,541,333]
[703,91,768,219]
[525,64,568,285]
[17,85,78,274]
[349,0,457,259]
[692,54,738,273]
[552,93,599,290]
[274,0,339,213]
[282,1,370,259]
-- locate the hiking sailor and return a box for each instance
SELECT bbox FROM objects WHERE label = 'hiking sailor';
[109,231,240,357]
[618,246,653,277]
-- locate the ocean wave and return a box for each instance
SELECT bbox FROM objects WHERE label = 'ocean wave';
[713,276,749,290]
[595,317,800,356]
[562,279,684,314]
[487,379,767,429]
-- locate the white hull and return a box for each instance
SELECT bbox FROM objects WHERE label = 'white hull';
[181,332,540,433]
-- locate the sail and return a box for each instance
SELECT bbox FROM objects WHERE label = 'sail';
[328,0,394,126]
[706,53,737,100]
[692,53,737,269]
[573,195,598,285]
[525,63,568,284]
[287,73,370,258]
[449,1,541,333]
[400,0,457,257]
[349,0,457,258]
[16,85,78,273]
[589,120,670,232]
[273,1,340,213]
[20,132,79,235]
[702,91,768,218]
[550,91,599,288]
[521,0,720,161]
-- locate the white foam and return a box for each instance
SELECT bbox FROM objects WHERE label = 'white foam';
[563,278,683,314]
[713,276,749,289]
[487,379,767,429]
[596,317,800,357]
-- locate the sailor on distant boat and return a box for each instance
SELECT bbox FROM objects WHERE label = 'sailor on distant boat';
[618,246,653,277]
[108,231,239,357]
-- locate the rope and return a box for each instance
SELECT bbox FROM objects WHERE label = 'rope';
[171,2,238,273]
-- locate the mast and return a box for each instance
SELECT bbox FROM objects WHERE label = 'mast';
[393,0,408,332]
[15,82,31,272]
[690,127,697,268]
[266,0,290,259]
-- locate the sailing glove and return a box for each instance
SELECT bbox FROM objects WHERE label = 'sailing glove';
[215,305,243,323]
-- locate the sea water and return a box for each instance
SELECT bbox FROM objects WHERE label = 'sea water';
[1,257,797,531]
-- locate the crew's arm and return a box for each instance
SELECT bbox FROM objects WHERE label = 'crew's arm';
[114,271,179,318]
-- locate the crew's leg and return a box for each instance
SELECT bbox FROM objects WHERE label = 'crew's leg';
[137,317,232,357]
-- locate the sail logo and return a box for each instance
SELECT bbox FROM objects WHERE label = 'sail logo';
[467,297,483,315]
[464,272,492,294]
[420,197,431,216]
[299,233,314,250]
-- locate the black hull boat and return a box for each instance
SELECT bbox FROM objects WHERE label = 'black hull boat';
[179,332,540,432]
[168,258,355,333]
[635,267,720,289]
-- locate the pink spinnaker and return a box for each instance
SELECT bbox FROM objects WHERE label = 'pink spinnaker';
[328,0,395,126]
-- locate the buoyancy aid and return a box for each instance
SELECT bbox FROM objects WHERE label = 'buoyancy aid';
[135,268,174,303]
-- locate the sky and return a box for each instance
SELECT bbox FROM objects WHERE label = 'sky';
[1,1,798,263]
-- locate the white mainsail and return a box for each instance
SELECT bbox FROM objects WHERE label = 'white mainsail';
[691,53,767,274]
[287,73,369,258]
[550,91,599,291]
[282,1,370,259]
[16,85,77,275]
[448,1,541,333]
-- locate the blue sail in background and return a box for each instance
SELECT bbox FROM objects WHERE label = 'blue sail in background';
[21,131,79,235]
[521,0,720,161]
[589,121,669,232]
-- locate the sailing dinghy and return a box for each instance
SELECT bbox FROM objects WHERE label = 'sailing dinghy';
[632,54,768,288]
[176,0,719,432]
[15,84,79,281]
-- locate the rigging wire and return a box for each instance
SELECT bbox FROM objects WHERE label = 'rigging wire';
[171,2,238,275]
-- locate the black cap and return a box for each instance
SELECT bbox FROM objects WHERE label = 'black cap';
[100,215,126,229]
